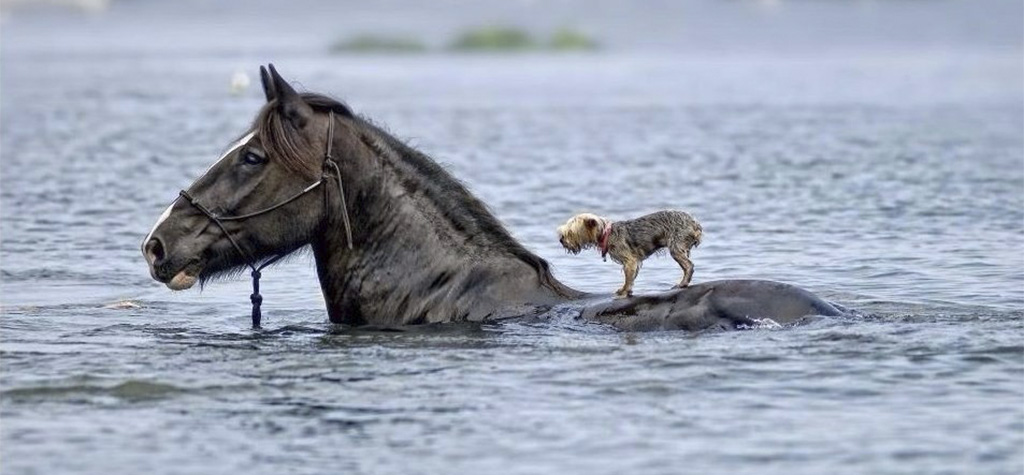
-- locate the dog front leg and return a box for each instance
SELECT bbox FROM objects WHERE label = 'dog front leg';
[670,247,694,288]
[615,261,639,299]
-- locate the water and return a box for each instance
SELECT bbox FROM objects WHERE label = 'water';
[2,1,1023,474]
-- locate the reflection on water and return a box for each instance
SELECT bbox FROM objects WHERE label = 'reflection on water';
[1,1,1022,474]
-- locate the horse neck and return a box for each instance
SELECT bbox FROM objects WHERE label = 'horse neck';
[310,124,577,325]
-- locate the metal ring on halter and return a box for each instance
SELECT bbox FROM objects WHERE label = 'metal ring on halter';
[177,111,353,328]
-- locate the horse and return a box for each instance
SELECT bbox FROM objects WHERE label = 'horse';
[142,64,843,331]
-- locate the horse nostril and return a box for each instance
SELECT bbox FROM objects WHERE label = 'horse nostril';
[145,237,166,266]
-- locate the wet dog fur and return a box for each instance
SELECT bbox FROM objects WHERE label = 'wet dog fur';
[557,210,702,298]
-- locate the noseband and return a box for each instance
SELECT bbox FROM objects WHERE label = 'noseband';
[178,111,353,328]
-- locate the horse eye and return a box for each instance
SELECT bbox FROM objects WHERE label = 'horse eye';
[242,151,266,165]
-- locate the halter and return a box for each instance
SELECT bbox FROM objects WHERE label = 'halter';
[178,111,354,328]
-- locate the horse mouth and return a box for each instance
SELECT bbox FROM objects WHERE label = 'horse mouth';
[163,260,203,291]
[167,269,198,290]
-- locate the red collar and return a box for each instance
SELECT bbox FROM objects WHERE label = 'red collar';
[598,223,613,258]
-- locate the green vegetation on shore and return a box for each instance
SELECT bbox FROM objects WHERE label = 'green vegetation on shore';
[329,35,427,54]
[329,27,600,55]
[448,26,599,52]
[548,28,600,51]
[448,27,537,51]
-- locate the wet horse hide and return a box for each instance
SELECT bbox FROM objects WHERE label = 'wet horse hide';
[141,64,844,331]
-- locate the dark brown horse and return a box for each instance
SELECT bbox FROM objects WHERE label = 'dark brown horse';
[142,65,842,331]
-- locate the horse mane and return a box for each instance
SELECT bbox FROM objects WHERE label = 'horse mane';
[255,92,574,298]
[356,118,576,297]
[252,93,354,176]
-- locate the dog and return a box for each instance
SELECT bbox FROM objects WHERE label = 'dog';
[557,210,702,299]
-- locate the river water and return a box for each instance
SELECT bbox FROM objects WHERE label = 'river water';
[2,1,1022,474]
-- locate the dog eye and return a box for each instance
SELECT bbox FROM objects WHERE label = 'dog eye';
[242,151,266,165]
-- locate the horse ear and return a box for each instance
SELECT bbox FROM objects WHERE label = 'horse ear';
[268,63,313,129]
[259,65,275,102]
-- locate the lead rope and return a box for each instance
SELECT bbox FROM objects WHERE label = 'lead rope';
[178,189,280,329]
[248,253,287,328]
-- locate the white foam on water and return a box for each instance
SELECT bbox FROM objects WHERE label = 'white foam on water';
[737,317,783,330]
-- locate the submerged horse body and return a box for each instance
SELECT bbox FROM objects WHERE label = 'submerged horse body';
[143,65,842,331]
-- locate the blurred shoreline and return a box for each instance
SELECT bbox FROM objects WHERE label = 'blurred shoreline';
[3,0,1021,58]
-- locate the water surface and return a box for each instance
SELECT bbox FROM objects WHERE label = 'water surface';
[2,2,1022,474]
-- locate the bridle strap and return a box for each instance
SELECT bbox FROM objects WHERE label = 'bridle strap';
[324,114,354,250]
[213,180,323,221]
[177,111,351,328]
[179,189,259,265]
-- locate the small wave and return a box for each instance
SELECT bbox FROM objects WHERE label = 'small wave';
[967,345,1024,356]
[102,299,143,310]
[0,268,96,282]
[3,380,183,402]
[810,331,883,343]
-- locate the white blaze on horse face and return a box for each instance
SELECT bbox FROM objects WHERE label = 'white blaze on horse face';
[199,131,255,177]
[142,202,175,252]
[142,131,256,249]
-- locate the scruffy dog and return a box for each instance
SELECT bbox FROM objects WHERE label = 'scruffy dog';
[557,210,702,299]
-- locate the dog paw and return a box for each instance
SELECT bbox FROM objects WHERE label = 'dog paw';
[674,283,690,289]
[613,290,632,299]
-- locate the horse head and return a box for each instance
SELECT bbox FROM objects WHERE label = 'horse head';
[142,65,362,291]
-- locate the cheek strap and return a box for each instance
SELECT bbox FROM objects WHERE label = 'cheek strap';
[323,113,354,251]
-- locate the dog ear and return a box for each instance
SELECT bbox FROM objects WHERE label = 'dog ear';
[584,217,598,229]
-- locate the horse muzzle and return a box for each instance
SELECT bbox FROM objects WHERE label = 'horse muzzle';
[143,236,203,290]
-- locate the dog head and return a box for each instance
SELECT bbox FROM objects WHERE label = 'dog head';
[556,213,608,254]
